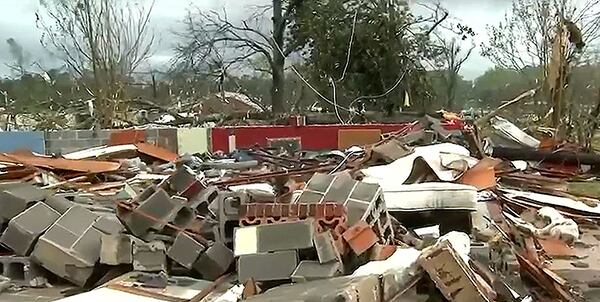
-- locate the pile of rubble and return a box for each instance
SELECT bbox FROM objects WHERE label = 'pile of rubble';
[0,114,599,301]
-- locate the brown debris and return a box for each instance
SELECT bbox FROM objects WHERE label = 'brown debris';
[0,152,122,173]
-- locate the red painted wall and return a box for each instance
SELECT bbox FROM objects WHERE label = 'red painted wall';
[210,123,415,152]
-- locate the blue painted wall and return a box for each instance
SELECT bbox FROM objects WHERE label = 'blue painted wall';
[0,131,46,154]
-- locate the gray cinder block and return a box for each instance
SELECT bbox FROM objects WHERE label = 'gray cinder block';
[291,261,343,283]
[167,232,206,270]
[31,206,117,286]
[314,231,342,264]
[234,219,315,256]
[43,195,74,214]
[0,185,47,220]
[100,234,139,265]
[133,241,167,272]
[238,250,298,282]
[192,242,234,281]
[167,166,197,195]
[0,255,48,287]
[75,130,94,140]
[119,188,187,238]
[0,202,60,256]
[93,215,125,235]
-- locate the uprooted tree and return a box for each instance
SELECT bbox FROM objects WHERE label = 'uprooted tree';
[481,0,600,141]
[174,0,304,114]
[37,0,155,128]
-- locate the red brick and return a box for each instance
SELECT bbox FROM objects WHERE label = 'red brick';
[342,221,378,256]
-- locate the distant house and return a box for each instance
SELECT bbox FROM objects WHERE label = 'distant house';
[196,92,265,116]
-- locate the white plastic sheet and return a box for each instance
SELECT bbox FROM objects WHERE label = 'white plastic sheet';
[352,247,421,277]
[489,116,540,148]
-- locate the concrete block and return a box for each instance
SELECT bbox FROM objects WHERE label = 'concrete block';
[45,131,61,140]
[238,250,298,282]
[170,199,195,228]
[135,185,157,204]
[0,185,47,220]
[234,219,315,256]
[119,188,186,238]
[167,166,197,195]
[93,214,125,235]
[167,232,206,269]
[50,130,77,140]
[214,192,243,245]
[291,261,342,283]
[0,256,48,287]
[65,139,94,150]
[189,186,219,212]
[43,195,74,214]
[296,173,394,243]
[132,241,167,272]
[100,234,138,265]
[0,202,60,256]
[90,138,107,146]
[314,231,342,264]
[76,130,93,140]
[193,242,234,280]
[114,183,138,200]
[31,206,108,286]
[469,242,491,266]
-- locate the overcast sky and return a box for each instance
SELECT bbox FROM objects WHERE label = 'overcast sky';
[0,0,512,80]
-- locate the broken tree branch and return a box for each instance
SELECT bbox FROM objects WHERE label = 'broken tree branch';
[476,87,539,127]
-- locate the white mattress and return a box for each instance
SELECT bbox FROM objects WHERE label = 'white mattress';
[382,183,478,211]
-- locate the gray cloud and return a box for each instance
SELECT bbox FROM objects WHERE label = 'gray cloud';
[0,0,512,79]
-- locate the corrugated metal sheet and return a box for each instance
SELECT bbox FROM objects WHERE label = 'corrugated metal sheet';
[0,131,45,153]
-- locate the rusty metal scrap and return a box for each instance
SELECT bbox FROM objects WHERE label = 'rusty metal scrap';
[135,142,179,162]
[0,152,122,173]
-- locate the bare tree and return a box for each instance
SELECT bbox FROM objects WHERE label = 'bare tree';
[37,0,155,128]
[174,0,301,113]
[430,36,475,110]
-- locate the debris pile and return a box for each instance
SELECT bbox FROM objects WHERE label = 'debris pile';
[0,114,599,301]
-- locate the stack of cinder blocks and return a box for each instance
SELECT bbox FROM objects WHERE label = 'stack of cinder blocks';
[234,219,344,283]
[0,183,128,287]
[295,172,395,257]
[115,166,236,281]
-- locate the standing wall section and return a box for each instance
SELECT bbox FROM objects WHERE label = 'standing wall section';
[210,123,414,152]
[45,130,112,155]
[0,131,46,154]
[176,128,211,155]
